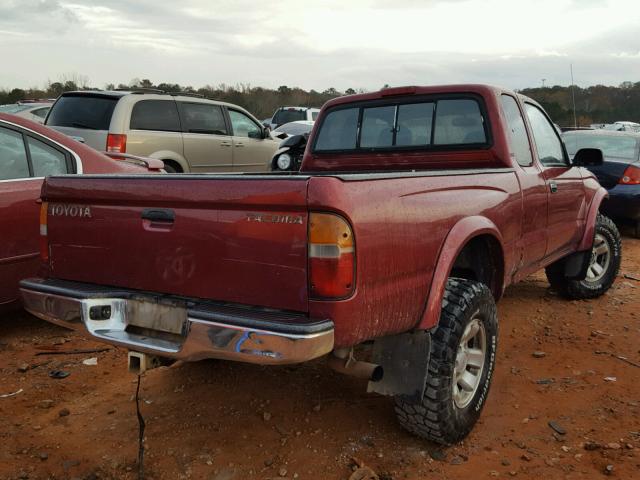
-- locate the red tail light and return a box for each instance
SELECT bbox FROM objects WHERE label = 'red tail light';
[308,213,355,299]
[106,134,127,153]
[39,202,49,262]
[619,165,640,185]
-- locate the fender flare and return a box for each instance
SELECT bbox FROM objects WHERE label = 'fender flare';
[417,216,505,330]
[577,187,609,251]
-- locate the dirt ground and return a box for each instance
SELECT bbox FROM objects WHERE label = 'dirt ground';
[1,234,639,480]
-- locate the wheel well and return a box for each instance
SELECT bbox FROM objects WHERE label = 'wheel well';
[449,235,504,299]
[162,159,183,173]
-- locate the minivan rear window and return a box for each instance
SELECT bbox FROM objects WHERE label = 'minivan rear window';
[314,97,488,152]
[46,94,118,130]
[130,100,181,132]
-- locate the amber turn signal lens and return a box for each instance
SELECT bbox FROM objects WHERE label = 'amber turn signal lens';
[308,213,355,299]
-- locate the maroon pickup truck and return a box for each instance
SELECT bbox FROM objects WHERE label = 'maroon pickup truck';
[21,85,621,444]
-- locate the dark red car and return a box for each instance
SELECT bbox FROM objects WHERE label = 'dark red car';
[0,113,162,309]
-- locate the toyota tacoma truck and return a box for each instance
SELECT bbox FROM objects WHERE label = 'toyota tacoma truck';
[21,85,622,444]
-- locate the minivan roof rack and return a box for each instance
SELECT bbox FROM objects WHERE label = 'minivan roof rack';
[115,87,165,94]
[168,91,205,98]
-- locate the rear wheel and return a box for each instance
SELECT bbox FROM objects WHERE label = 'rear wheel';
[394,278,498,445]
[162,160,182,173]
[545,214,621,299]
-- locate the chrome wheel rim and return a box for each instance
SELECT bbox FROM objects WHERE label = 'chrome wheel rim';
[452,316,486,409]
[585,233,610,283]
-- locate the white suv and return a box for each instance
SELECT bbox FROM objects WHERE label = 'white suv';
[45,91,279,173]
[269,106,320,129]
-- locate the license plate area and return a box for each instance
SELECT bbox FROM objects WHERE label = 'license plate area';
[125,299,187,335]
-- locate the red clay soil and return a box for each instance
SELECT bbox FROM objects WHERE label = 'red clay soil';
[1,235,639,480]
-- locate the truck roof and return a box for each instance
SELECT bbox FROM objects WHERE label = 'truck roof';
[327,84,529,108]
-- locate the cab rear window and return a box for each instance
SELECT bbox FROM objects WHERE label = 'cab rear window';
[314,97,488,152]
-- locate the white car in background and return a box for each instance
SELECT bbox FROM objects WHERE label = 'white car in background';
[269,106,320,129]
[0,102,52,124]
[270,120,314,142]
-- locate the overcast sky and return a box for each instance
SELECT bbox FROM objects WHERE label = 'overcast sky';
[1,0,639,91]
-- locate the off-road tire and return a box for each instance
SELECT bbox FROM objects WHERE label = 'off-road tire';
[546,214,621,299]
[394,278,498,445]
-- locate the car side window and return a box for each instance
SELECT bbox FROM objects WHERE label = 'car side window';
[0,127,30,180]
[26,136,69,176]
[229,110,261,138]
[181,103,228,135]
[500,95,533,167]
[130,100,181,132]
[525,103,566,167]
[32,107,50,119]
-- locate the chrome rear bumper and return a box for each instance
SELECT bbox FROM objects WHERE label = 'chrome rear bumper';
[20,278,334,364]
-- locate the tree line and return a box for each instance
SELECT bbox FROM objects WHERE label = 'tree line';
[2,77,639,126]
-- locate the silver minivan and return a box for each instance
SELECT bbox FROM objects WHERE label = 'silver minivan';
[45,91,279,173]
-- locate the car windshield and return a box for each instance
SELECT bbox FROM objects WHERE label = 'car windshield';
[272,109,306,126]
[0,104,32,113]
[273,122,313,136]
[46,94,119,130]
[563,134,638,160]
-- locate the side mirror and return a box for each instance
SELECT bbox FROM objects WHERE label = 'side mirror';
[573,148,603,167]
[262,126,271,139]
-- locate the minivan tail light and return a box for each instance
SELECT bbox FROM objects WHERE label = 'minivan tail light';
[39,202,49,262]
[619,165,640,185]
[308,213,355,299]
[106,134,127,153]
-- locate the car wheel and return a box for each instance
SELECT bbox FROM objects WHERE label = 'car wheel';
[394,278,498,445]
[162,161,182,173]
[546,214,621,299]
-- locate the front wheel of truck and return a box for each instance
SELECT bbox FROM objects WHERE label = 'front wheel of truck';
[394,278,498,445]
[546,214,621,299]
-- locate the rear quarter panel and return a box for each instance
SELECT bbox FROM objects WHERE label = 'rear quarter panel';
[307,171,522,347]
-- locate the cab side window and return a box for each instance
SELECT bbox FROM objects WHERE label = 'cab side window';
[525,104,566,167]
[0,127,29,180]
[500,95,533,167]
[27,136,69,176]
[229,110,261,138]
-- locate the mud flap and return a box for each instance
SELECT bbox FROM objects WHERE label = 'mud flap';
[563,250,591,279]
[367,330,431,402]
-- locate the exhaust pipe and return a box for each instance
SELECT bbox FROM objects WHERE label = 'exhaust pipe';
[327,348,384,382]
[128,351,165,374]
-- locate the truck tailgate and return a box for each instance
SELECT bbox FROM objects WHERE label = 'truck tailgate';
[43,175,310,312]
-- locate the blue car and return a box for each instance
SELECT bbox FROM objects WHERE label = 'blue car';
[563,130,640,237]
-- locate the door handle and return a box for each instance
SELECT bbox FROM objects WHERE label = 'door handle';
[549,181,558,193]
[141,208,175,223]
[235,143,244,147]
[220,142,232,147]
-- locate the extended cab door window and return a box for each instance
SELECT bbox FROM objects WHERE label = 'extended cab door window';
[524,104,567,167]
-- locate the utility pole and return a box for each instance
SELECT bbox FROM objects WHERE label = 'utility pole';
[570,64,577,129]
[542,78,546,88]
